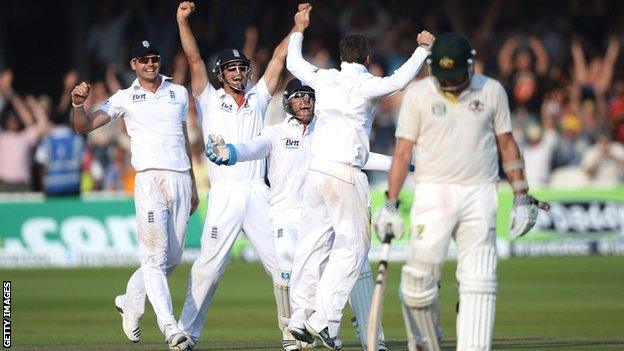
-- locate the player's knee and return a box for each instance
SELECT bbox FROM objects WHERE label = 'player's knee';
[457,246,497,295]
[400,265,438,308]
[165,255,183,275]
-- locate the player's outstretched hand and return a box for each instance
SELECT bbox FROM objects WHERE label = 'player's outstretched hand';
[205,134,238,166]
[416,30,435,52]
[177,1,195,22]
[71,82,91,107]
[293,3,312,33]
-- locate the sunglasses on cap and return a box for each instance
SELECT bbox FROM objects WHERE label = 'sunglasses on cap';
[290,91,315,100]
[136,55,161,64]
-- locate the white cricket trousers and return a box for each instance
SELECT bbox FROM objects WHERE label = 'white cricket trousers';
[178,180,277,342]
[290,162,371,333]
[122,169,192,329]
[405,182,498,351]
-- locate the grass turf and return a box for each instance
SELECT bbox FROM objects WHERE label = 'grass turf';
[3,256,624,350]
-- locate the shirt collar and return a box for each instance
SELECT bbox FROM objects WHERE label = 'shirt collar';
[131,74,172,91]
[216,85,256,100]
[340,61,368,74]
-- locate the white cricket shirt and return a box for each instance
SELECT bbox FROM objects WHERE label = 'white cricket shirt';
[100,75,190,172]
[395,75,512,185]
[195,78,272,183]
[286,32,429,169]
[234,115,392,215]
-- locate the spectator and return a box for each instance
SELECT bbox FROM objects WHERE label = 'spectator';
[581,130,624,187]
[35,114,85,197]
[0,70,49,192]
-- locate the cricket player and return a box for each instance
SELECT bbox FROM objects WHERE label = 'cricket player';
[375,32,549,351]
[71,40,198,351]
[206,78,400,351]
[285,4,435,349]
[176,2,307,350]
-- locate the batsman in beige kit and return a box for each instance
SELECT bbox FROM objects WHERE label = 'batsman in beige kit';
[376,32,549,351]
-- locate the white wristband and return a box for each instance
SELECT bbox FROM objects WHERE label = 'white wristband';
[72,102,84,108]
[511,180,529,192]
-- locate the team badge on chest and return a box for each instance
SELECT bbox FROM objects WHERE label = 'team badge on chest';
[468,99,485,112]
[431,102,446,116]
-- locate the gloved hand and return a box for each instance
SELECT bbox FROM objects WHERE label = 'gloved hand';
[374,198,404,241]
[508,193,550,239]
[205,134,238,166]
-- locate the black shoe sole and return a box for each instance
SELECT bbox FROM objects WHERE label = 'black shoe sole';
[289,328,315,344]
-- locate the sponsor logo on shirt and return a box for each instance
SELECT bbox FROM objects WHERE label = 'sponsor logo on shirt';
[432,102,446,116]
[283,138,300,149]
[220,102,233,113]
[132,93,146,102]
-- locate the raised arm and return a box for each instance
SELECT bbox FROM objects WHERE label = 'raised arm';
[177,1,209,97]
[262,27,296,95]
[0,70,34,127]
[528,36,550,77]
[286,4,322,88]
[359,31,434,99]
[595,36,620,95]
[70,82,112,134]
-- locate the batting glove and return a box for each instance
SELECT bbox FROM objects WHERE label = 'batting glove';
[508,194,550,239]
[205,134,238,166]
[374,199,404,241]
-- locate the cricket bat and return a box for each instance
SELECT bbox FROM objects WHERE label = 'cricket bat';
[366,228,394,351]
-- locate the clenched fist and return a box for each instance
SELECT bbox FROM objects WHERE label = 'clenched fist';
[177,1,195,22]
[293,3,312,33]
[71,82,91,107]
[416,30,435,51]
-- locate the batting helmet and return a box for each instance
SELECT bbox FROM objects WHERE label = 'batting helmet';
[212,49,251,91]
[429,32,475,92]
[282,79,315,116]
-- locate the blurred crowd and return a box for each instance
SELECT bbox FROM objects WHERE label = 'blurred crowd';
[1,0,624,196]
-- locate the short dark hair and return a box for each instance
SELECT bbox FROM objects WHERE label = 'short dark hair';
[339,34,370,64]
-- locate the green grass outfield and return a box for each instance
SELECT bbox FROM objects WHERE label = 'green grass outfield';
[3,256,624,351]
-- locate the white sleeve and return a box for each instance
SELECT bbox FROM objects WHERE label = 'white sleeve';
[359,47,430,99]
[363,152,393,171]
[99,91,125,119]
[493,81,512,135]
[181,87,190,122]
[234,131,273,162]
[395,87,420,142]
[286,32,321,88]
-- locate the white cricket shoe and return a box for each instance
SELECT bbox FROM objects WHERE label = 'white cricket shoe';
[283,327,303,351]
[166,328,190,351]
[114,295,140,343]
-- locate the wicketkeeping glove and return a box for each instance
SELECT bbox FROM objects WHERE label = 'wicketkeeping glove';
[205,134,238,166]
[508,194,550,239]
[374,199,404,241]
